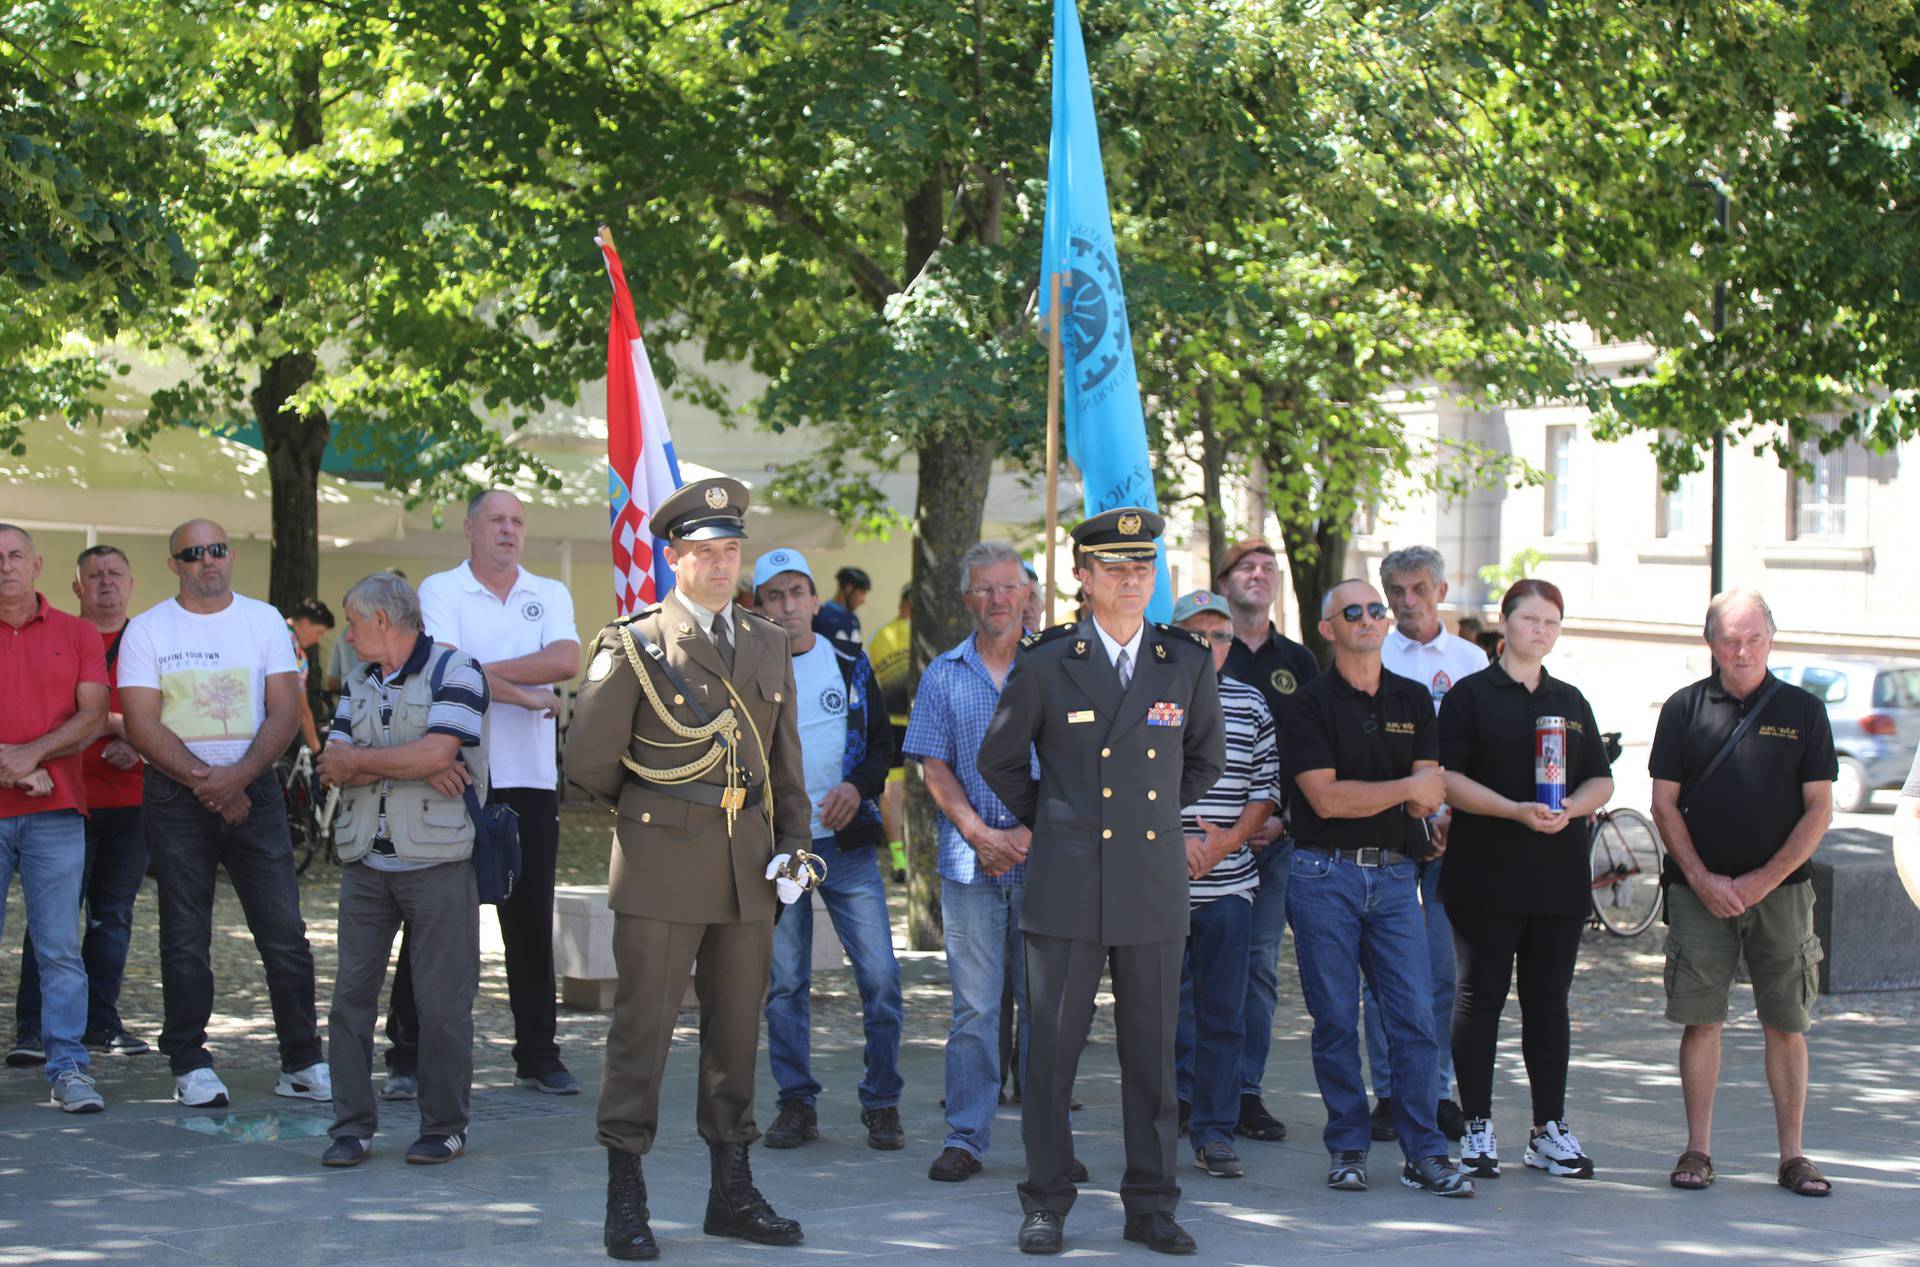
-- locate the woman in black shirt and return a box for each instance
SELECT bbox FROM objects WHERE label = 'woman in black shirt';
[1437,580,1613,1180]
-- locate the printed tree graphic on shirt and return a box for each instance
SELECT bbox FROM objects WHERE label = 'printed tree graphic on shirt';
[193,672,249,735]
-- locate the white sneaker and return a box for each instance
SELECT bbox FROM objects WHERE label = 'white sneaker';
[52,1068,106,1114]
[1461,1117,1499,1177]
[276,1061,332,1101]
[174,1067,231,1108]
[1525,1120,1594,1178]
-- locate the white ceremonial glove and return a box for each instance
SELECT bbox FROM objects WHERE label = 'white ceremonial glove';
[765,854,805,905]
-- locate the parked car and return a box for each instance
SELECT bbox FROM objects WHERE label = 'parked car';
[1769,658,1920,813]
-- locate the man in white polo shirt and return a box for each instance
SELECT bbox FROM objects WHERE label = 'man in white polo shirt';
[380,491,581,1097]
[1371,544,1489,1144]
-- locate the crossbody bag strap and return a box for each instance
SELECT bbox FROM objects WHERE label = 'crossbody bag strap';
[625,624,724,739]
[1679,674,1780,814]
[425,646,492,825]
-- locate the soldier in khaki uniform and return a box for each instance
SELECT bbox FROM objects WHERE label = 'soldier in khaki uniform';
[563,477,814,1261]
[979,508,1226,1257]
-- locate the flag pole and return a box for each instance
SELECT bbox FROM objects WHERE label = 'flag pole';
[597,223,614,251]
[1043,268,1063,628]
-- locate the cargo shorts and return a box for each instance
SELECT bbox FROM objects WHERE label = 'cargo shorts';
[1663,881,1822,1033]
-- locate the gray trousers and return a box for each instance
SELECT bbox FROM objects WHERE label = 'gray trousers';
[1020,931,1183,1219]
[328,860,478,1140]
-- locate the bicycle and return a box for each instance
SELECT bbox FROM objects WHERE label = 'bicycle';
[276,745,340,877]
[1588,731,1667,935]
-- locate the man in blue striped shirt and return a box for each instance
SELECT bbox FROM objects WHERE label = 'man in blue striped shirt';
[903,541,1035,1184]
[1170,591,1279,1180]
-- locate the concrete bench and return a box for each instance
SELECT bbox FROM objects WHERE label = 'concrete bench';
[1810,828,1920,993]
[553,884,849,1011]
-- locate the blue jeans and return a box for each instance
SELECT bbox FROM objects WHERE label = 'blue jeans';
[940,875,1028,1158]
[1238,837,1294,1095]
[1286,848,1445,1161]
[17,805,147,1043]
[1176,895,1253,1147]
[0,809,90,1080]
[144,768,321,1076]
[1363,856,1456,1099]
[766,842,904,1110]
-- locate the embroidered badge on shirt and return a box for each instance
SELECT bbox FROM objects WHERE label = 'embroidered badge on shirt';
[1146,702,1184,727]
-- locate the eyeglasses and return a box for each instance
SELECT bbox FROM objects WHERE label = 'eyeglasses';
[172,542,231,563]
[966,583,1028,600]
[1335,602,1389,623]
[1198,630,1234,644]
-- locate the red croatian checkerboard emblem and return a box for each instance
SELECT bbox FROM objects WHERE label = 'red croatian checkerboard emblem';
[1146,702,1184,727]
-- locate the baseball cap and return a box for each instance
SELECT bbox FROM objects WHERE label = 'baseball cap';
[1171,590,1231,625]
[753,548,814,591]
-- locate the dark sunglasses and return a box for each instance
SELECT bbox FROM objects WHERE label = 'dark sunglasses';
[1336,602,1388,623]
[173,542,232,563]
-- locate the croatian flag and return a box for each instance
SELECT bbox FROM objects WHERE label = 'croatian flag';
[1039,0,1172,621]
[598,234,683,615]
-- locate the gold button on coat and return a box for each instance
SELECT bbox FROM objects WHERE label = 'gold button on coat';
[1147,748,1157,759]
[1146,831,1156,840]
[1101,747,1111,758]
[1147,791,1157,801]
[641,813,652,823]
[1102,829,1113,839]
[1102,788,1112,798]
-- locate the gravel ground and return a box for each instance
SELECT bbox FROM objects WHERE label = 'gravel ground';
[2,806,1914,1082]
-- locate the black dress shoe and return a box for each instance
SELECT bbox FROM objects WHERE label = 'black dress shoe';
[1123,1211,1196,1255]
[604,1148,659,1261]
[1176,1099,1190,1136]
[1436,1097,1468,1142]
[1068,1157,1089,1184]
[1235,1093,1287,1142]
[1369,1096,1397,1142]
[703,1142,804,1245]
[1018,1210,1064,1254]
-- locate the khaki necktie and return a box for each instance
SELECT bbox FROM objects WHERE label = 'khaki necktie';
[712,612,735,672]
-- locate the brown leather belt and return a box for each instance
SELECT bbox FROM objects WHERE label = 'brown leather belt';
[625,771,764,812]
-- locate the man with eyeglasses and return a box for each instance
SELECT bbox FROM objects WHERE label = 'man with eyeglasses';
[980,509,1226,1256]
[1214,538,1317,1145]
[1281,579,1471,1198]
[118,520,329,1109]
[1168,590,1278,1181]
[11,545,153,1071]
[904,541,1038,1185]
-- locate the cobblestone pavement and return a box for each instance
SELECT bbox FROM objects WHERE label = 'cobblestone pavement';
[2,807,1917,1264]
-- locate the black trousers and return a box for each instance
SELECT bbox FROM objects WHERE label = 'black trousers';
[1020,931,1182,1220]
[387,787,561,1076]
[1446,906,1584,1126]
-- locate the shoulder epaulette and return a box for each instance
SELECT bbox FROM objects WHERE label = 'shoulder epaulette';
[738,607,780,628]
[606,604,661,631]
[1154,621,1210,651]
[1019,622,1079,651]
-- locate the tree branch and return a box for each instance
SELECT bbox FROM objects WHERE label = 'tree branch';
[727,186,900,310]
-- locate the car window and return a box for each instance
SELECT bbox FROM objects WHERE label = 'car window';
[1799,666,1849,704]
[1872,669,1920,708]
[1769,666,1797,683]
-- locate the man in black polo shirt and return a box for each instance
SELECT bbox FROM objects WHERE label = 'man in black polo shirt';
[1649,588,1836,1198]
[1281,579,1470,1199]
[1217,538,1319,1143]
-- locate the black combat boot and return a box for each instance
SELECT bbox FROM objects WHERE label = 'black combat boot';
[702,1140,804,1245]
[604,1147,659,1261]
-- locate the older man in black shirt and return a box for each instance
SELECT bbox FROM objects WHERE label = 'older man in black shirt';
[1282,579,1470,1199]
[1650,587,1836,1198]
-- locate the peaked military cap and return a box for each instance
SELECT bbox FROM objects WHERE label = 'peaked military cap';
[1072,506,1164,561]
[655,477,750,542]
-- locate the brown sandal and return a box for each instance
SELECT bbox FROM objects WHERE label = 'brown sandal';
[1778,1156,1832,1197]
[1669,1150,1714,1189]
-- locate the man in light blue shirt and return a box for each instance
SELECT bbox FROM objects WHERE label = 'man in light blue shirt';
[754,549,904,1155]
[903,541,1045,1184]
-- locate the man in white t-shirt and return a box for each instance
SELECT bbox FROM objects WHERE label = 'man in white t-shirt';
[1369,544,1490,1145]
[118,519,330,1110]
[380,491,581,1097]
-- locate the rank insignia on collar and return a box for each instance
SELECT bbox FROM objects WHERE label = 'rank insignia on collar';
[677,622,694,635]
[1153,642,1168,661]
[1074,640,1088,657]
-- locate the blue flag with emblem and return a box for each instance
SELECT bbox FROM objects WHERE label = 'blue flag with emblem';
[1039,0,1172,622]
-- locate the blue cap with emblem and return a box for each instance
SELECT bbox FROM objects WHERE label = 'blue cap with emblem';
[1170,590,1230,625]
[753,548,814,591]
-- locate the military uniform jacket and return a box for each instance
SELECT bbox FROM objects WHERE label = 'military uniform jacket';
[978,618,1226,946]
[563,599,812,924]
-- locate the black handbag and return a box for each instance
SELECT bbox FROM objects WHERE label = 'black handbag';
[430,650,521,905]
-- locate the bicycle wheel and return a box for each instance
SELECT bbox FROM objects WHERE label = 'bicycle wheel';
[281,763,321,876]
[1590,808,1665,936]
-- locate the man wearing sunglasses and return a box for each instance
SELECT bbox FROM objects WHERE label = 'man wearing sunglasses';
[1280,579,1471,1199]
[119,520,329,1110]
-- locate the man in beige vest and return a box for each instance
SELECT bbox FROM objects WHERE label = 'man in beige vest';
[564,476,813,1261]
[316,572,489,1169]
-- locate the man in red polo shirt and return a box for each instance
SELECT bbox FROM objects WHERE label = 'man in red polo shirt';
[10,545,152,1065]
[0,524,110,1112]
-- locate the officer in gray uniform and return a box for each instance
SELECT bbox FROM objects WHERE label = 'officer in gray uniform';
[978,507,1226,1257]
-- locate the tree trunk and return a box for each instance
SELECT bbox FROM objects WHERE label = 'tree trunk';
[902,432,998,949]
[254,352,329,614]
[257,50,328,617]
[1274,504,1344,667]
[1197,377,1227,577]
